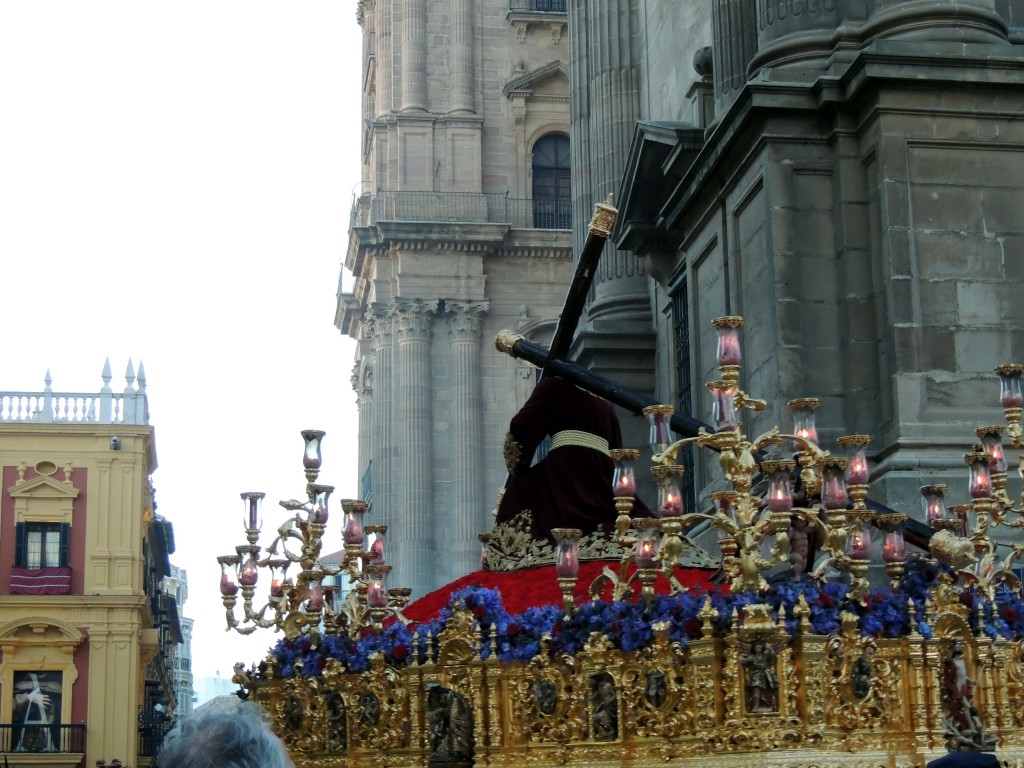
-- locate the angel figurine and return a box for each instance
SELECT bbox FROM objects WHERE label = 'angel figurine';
[741,639,780,713]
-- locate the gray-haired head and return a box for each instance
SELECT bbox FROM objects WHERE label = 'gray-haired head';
[157,699,291,768]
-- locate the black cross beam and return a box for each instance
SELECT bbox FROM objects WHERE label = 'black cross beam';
[498,197,932,549]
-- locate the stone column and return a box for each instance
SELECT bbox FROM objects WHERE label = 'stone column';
[394,299,435,596]
[567,0,655,433]
[401,0,427,112]
[377,0,393,117]
[711,0,758,116]
[352,361,373,496]
[567,0,650,324]
[450,0,475,114]
[366,307,395,556]
[445,301,488,582]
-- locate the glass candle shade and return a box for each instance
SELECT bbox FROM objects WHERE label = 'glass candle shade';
[763,462,794,512]
[367,526,387,565]
[948,504,969,537]
[301,429,325,470]
[708,381,738,432]
[712,316,744,366]
[978,427,1008,474]
[611,450,638,496]
[966,452,992,499]
[997,364,1024,407]
[644,405,675,453]
[269,560,288,598]
[656,472,684,517]
[552,528,582,578]
[240,491,265,531]
[881,529,906,563]
[845,521,871,560]
[309,484,334,525]
[237,552,259,587]
[788,398,820,447]
[921,484,949,527]
[710,491,737,523]
[821,461,849,510]
[219,557,240,596]
[306,577,325,612]
[478,532,491,569]
[846,445,870,485]
[366,569,389,608]
[341,499,367,546]
[633,523,660,568]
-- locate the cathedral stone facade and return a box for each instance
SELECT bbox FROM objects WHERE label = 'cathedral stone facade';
[336,0,574,597]
[339,0,1024,595]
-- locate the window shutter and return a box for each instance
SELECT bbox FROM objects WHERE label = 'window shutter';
[59,523,71,568]
[15,521,27,568]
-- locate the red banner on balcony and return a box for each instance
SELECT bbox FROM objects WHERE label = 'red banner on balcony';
[10,567,72,595]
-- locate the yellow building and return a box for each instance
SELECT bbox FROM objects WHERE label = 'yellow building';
[0,363,180,768]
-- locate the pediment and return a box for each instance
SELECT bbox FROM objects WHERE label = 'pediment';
[8,474,79,500]
[503,60,568,99]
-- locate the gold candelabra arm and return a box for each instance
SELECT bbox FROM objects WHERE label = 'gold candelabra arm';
[651,434,703,466]
[735,391,767,412]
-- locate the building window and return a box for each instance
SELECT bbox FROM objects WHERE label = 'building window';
[532,133,571,229]
[15,523,70,569]
[671,283,696,515]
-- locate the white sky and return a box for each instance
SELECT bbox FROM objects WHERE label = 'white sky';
[0,3,363,679]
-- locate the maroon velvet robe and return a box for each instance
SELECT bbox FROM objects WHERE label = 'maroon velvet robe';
[496,376,648,542]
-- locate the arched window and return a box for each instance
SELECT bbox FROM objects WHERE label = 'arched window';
[532,133,571,229]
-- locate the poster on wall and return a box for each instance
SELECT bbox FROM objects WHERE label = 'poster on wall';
[12,671,62,752]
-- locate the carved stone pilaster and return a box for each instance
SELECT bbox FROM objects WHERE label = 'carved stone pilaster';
[393,298,436,597]
[445,301,490,583]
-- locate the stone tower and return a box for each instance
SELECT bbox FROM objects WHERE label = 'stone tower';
[337,0,575,597]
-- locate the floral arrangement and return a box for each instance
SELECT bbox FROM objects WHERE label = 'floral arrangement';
[269,558,1024,679]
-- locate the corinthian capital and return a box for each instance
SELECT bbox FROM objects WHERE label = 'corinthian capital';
[394,298,436,341]
[446,300,489,341]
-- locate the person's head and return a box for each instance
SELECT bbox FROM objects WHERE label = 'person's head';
[157,699,292,768]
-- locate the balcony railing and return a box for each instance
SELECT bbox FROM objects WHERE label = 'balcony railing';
[0,723,86,754]
[351,192,570,231]
[0,363,149,425]
[138,721,172,758]
[510,0,566,11]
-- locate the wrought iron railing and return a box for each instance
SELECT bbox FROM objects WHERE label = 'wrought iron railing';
[350,192,570,231]
[138,720,173,758]
[510,0,566,11]
[0,723,86,754]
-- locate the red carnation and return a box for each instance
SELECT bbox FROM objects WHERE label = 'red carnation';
[960,591,975,607]
[1004,608,1019,623]
[507,623,521,637]
[391,643,409,662]
[471,604,487,619]
[684,617,702,639]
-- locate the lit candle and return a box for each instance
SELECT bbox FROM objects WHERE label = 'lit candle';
[881,530,906,563]
[370,537,385,565]
[238,557,258,587]
[306,583,324,612]
[717,331,742,366]
[613,472,636,497]
[767,485,791,511]
[556,547,578,578]
[312,504,329,525]
[847,452,869,485]
[270,578,283,597]
[822,471,848,510]
[220,572,239,596]
[967,453,992,499]
[660,492,682,516]
[367,579,388,608]
[998,365,1024,407]
[635,538,657,568]
[846,527,870,560]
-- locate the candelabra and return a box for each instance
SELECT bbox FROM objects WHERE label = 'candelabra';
[217,429,408,640]
[590,316,1024,607]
